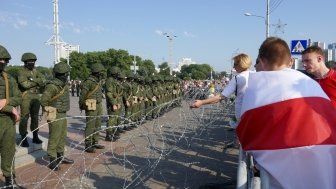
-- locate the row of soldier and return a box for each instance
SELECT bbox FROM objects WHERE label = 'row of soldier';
[0,44,183,188]
[79,63,184,153]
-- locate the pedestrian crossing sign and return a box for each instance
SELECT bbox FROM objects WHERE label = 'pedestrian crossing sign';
[291,40,308,55]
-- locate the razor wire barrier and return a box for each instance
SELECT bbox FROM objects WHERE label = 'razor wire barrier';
[7,88,238,189]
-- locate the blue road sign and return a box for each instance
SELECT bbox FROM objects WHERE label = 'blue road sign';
[291,40,308,55]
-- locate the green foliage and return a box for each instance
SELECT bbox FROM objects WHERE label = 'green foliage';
[158,62,170,76]
[66,49,156,80]
[5,65,53,80]
[179,63,213,80]
[5,65,20,79]
[326,61,336,69]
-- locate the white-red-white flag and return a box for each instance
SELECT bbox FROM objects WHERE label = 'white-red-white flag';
[237,68,336,189]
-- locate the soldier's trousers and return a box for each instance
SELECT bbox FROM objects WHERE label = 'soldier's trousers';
[85,102,102,145]
[124,105,132,124]
[47,112,67,158]
[0,116,16,177]
[19,95,40,135]
[107,108,121,135]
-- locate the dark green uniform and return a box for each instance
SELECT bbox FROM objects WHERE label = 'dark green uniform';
[18,52,45,147]
[41,62,73,171]
[122,73,134,128]
[79,63,105,153]
[0,45,22,187]
[0,73,21,173]
[105,68,124,141]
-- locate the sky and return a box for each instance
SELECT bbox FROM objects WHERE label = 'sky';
[1,0,336,72]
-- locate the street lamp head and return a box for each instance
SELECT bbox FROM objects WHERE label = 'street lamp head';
[244,13,252,16]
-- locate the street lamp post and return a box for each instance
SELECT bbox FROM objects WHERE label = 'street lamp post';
[244,0,270,38]
[64,44,72,80]
[163,33,177,75]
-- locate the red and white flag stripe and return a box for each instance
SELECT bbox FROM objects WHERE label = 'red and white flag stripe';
[237,69,336,189]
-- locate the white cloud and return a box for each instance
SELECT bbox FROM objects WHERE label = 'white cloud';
[36,21,52,30]
[155,30,164,35]
[0,11,28,29]
[88,25,106,33]
[13,18,27,29]
[183,31,196,38]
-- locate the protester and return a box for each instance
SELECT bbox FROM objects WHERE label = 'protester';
[301,46,336,107]
[190,53,252,124]
[237,37,336,188]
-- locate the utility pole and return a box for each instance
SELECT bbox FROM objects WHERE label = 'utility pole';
[163,33,177,75]
[266,0,270,38]
[46,0,65,64]
[130,55,138,74]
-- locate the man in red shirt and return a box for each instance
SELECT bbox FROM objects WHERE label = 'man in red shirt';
[302,46,336,107]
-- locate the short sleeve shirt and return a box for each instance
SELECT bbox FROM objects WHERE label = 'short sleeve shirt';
[316,69,336,107]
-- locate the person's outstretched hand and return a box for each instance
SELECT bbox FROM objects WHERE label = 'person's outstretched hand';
[190,100,202,108]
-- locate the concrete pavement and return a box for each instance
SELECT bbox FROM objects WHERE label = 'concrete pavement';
[1,95,239,189]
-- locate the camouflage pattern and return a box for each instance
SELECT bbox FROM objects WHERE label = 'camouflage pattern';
[41,76,70,158]
[18,59,46,136]
[79,64,105,147]
[21,52,37,62]
[0,45,21,177]
[0,45,11,60]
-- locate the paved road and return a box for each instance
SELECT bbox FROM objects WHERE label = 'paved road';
[6,95,239,189]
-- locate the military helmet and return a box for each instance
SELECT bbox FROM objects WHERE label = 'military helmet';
[0,45,11,60]
[145,77,152,83]
[117,72,126,79]
[53,62,71,74]
[21,52,37,62]
[126,72,134,79]
[108,66,120,76]
[91,63,105,73]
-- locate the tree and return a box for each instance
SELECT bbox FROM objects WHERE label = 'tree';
[326,61,336,69]
[158,62,170,76]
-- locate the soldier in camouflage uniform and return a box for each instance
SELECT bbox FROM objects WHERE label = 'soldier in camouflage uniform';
[144,77,154,120]
[151,76,161,119]
[104,67,123,142]
[0,45,22,188]
[18,52,45,147]
[79,63,105,153]
[122,72,134,130]
[41,62,74,171]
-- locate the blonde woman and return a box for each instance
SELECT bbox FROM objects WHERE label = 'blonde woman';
[191,53,252,124]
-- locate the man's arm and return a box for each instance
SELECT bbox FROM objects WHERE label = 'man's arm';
[190,94,225,108]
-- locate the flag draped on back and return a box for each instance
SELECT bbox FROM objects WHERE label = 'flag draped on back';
[237,68,336,189]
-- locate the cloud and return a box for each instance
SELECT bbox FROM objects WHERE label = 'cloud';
[183,31,196,38]
[0,11,28,29]
[13,18,28,29]
[155,30,164,35]
[36,21,52,30]
[86,25,106,33]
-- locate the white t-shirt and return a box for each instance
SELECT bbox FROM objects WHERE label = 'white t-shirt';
[222,70,251,119]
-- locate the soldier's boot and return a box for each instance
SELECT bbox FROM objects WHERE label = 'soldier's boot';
[93,142,105,149]
[118,126,125,133]
[32,131,43,144]
[105,134,113,141]
[4,175,26,189]
[20,134,29,148]
[57,152,74,164]
[85,144,96,153]
[105,130,120,141]
[48,157,60,171]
